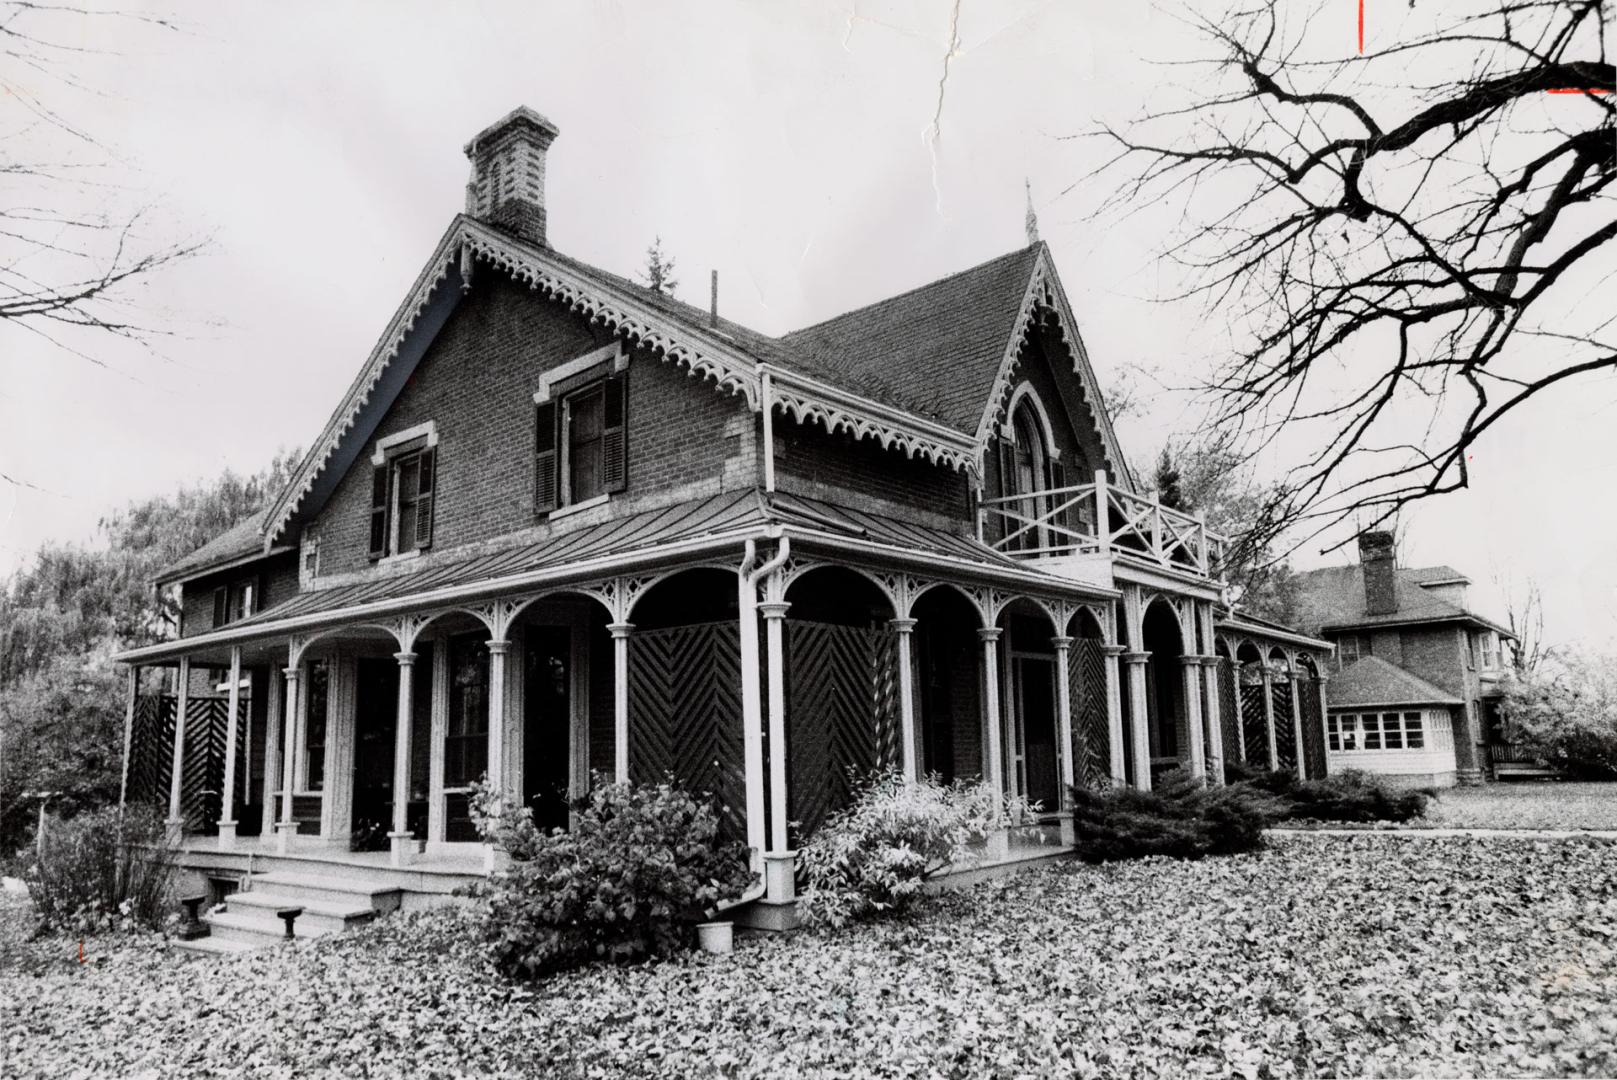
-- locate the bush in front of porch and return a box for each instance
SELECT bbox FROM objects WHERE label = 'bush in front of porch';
[1223,761,1432,823]
[473,776,755,979]
[20,803,177,934]
[1068,770,1283,862]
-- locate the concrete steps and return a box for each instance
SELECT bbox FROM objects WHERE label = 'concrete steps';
[175,871,403,957]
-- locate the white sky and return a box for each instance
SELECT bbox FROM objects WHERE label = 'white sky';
[1,1,1613,651]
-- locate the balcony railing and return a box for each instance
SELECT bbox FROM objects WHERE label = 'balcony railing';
[978,469,1227,578]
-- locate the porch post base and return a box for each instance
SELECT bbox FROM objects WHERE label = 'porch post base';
[387,831,422,867]
[163,817,185,847]
[215,820,238,850]
[273,821,299,853]
[483,843,510,873]
[764,850,797,903]
[981,830,1010,862]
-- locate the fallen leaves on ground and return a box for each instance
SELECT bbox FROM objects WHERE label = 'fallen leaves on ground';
[4,834,1616,1078]
[1418,781,1617,831]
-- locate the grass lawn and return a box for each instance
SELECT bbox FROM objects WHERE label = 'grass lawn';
[6,833,1617,1079]
[1417,781,1617,831]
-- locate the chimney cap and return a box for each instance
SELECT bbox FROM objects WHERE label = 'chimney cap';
[464,106,560,156]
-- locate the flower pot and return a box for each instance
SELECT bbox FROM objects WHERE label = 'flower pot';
[696,921,734,955]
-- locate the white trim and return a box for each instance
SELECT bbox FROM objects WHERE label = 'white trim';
[1003,383,1060,463]
[532,343,627,403]
[547,492,610,521]
[371,421,439,466]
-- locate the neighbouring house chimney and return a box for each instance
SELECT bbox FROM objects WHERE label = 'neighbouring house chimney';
[464,106,560,247]
[1358,530,1398,616]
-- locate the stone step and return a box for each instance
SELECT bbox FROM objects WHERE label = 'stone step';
[174,935,261,959]
[245,872,403,912]
[204,909,329,946]
[227,891,381,934]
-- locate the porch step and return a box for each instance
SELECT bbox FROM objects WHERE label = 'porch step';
[204,909,329,946]
[226,891,383,934]
[244,871,404,912]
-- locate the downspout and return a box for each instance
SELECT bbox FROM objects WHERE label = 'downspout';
[718,529,791,913]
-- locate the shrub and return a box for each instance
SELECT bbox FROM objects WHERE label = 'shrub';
[1223,762,1431,822]
[1068,769,1284,863]
[473,775,755,979]
[24,803,176,933]
[797,769,1037,928]
[1502,654,1617,780]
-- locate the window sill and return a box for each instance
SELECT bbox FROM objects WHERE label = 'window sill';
[375,549,424,569]
[548,493,611,521]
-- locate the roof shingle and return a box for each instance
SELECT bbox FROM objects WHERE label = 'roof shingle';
[1326,655,1464,708]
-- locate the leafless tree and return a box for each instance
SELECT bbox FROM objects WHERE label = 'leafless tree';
[0,2,198,381]
[1087,0,1614,555]
[1500,574,1551,673]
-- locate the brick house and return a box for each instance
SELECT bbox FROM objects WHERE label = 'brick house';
[113,107,1329,945]
[1291,532,1516,787]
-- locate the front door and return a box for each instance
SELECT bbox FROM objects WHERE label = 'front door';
[351,658,399,852]
[523,627,573,833]
[1015,656,1061,813]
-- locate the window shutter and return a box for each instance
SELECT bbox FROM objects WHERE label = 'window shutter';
[415,446,436,550]
[368,464,389,559]
[1050,459,1070,538]
[996,435,1015,498]
[213,587,228,628]
[603,373,628,494]
[534,400,559,514]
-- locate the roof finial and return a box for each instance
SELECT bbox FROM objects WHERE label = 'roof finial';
[1024,177,1039,245]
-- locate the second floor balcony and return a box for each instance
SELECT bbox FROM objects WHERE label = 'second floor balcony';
[979,469,1227,581]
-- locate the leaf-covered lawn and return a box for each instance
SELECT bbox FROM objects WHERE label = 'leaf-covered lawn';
[1419,781,1617,831]
[5,834,1616,1078]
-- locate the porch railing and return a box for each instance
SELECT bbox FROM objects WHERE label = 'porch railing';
[978,469,1227,578]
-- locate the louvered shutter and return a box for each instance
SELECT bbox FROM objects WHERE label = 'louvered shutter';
[534,400,559,514]
[368,464,389,559]
[603,373,628,494]
[996,435,1015,499]
[213,587,228,628]
[414,446,436,550]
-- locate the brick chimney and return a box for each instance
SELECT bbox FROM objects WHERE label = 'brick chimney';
[1358,530,1398,616]
[464,106,559,247]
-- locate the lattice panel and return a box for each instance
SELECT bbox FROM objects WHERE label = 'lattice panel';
[1239,683,1271,766]
[1217,659,1241,767]
[128,696,174,807]
[785,621,895,842]
[1271,681,1297,772]
[1069,638,1110,790]
[1298,678,1326,781]
[181,697,230,834]
[627,621,746,841]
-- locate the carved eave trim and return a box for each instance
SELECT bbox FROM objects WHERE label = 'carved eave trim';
[764,364,979,476]
[971,245,1134,490]
[459,218,760,409]
[263,220,465,550]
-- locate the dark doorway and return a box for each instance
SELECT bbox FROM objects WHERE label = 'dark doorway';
[351,658,399,852]
[524,627,573,833]
[1017,656,1060,811]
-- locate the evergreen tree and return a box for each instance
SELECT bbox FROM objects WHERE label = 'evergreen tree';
[641,236,679,296]
[1153,447,1184,510]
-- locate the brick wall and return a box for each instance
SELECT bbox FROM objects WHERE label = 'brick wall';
[179,551,300,638]
[311,274,752,577]
[1399,626,1466,697]
[772,420,971,525]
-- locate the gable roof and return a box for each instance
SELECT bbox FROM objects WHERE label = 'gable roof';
[1291,563,1511,637]
[155,510,275,586]
[1326,655,1463,708]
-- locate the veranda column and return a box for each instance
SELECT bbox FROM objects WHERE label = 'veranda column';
[978,628,1006,805]
[1102,644,1127,784]
[607,622,634,783]
[388,651,417,867]
[216,647,244,849]
[759,602,792,857]
[1181,655,1206,781]
[1051,635,1075,803]
[118,666,138,809]
[1260,664,1279,770]
[276,663,302,853]
[427,643,449,846]
[1123,652,1152,791]
[1201,657,1225,785]
[1289,669,1308,780]
[261,669,282,837]
[891,618,919,782]
[485,639,510,792]
[165,657,192,845]
[1315,673,1331,777]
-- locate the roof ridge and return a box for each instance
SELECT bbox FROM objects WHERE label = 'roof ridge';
[781,242,1042,340]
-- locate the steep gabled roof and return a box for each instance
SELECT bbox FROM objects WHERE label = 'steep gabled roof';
[1326,655,1463,708]
[155,510,274,586]
[1291,563,1512,637]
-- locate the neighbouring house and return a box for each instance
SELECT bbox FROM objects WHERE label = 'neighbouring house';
[112,106,1329,949]
[1291,532,1516,787]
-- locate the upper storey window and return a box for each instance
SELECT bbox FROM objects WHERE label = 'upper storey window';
[368,423,437,561]
[996,392,1067,552]
[535,345,629,516]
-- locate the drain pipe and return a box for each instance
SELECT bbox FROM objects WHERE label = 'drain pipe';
[717,530,791,913]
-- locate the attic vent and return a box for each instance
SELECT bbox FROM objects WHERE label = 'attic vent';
[463,106,560,247]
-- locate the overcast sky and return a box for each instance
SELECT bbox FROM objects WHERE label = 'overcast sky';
[2,1,1613,651]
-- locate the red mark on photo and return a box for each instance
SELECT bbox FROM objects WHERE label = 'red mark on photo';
[78,939,85,964]
[1546,88,1612,94]
[1358,0,1365,54]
